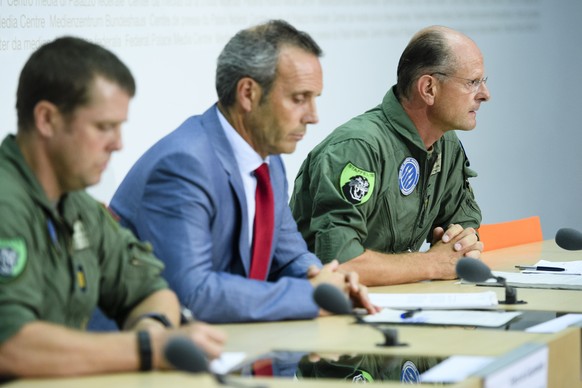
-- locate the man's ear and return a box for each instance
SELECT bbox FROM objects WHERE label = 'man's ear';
[236,77,261,112]
[417,74,438,106]
[33,100,61,138]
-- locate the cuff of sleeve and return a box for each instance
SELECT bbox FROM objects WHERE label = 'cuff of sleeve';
[0,305,37,346]
[316,230,365,264]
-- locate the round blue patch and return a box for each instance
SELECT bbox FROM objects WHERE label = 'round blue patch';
[401,360,420,383]
[399,157,420,196]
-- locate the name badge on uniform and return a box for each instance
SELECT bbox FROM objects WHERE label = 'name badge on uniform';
[401,360,420,383]
[430,152,442,176]
[399,157,419,196]
[72,220,90,251]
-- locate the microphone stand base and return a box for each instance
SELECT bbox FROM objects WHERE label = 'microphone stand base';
[498,300,527,305]
[377,342,408,347]
[377,327,408,347]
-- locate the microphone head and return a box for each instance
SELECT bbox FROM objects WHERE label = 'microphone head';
[555,228,582,250]
[313,283,353,315]
[164,336,209,374]
[456,257,493,283]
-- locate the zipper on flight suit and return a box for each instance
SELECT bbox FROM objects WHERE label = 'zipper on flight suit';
[383,196,398,254]
[407,153,436,250]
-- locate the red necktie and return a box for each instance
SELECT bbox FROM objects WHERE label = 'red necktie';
[249,163,274,280]
[252,359,273,376]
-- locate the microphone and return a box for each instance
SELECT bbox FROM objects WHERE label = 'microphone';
[313,283,406,347]
[555,228,582,250]
[456,256,495,283]
[165,335,210,373]
[456,257,526,305]
[313,282,353,315]
[164,336,267,388]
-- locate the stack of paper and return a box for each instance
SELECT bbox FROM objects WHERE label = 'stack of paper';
[369,291,499,309]
[460,260,582,290]
[477,271,582,291]
[363,309,522,327]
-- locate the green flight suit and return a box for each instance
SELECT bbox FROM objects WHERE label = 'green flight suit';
[290,87,481,263]
[0,135,168,344]
[296,353,442,383]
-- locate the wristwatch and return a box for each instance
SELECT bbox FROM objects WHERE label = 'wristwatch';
[137,331,152,371]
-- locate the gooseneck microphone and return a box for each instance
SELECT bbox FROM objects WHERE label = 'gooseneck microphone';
[313,282,353,315]
[313,283,406,347]
[456,257,495,283]
[456,257,526,305]
[165,335,210,374]
[164,336,267,388]
[555,228,582,250]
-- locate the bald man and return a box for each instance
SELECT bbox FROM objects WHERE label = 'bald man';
[291,26,490,286]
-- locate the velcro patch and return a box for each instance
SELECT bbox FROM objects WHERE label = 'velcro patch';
[339,162,375,205]
[0,238,27,282]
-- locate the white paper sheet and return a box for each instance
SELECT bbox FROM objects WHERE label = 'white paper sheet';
[363,309,522,327]
[531,259,582,274]
[369,291,498,309]
[420,355,494,383]
[474,271,582,290]
[525,313,582,333]
[210,352,247,375]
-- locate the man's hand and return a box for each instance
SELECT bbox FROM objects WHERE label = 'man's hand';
[180,322,226,360]
[428,224,483,279]
[155,322,227,370]
[308,260,380,316]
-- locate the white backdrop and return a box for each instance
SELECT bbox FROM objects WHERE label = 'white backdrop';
[1,0,581,239]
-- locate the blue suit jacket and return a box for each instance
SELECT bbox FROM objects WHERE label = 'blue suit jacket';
[111,105,321,323]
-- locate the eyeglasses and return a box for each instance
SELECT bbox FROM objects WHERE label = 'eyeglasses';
[432,72,488,93]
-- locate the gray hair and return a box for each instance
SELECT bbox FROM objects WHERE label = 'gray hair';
[396,26,459,101]
[216,19,322,107]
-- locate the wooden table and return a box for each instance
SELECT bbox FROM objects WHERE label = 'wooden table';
[6,240,581,387]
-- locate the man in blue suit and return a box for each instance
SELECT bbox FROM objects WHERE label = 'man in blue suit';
[110,20,377,323]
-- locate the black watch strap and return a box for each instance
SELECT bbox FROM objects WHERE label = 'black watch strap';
[137,330,152,371]
[132,312,173,329]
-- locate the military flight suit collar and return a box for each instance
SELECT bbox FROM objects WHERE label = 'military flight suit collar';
[0,135,76,224]
[380,87,442,157]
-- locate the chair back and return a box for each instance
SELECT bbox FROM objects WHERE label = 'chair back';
[478,216,543,252]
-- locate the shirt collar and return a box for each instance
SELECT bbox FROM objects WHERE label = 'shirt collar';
[382,86,432,154]
[0,134,69,219]
[216,106,269,174]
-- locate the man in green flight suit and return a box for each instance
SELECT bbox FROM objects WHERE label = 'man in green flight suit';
[0,37,225,377]
[290,26,489,286]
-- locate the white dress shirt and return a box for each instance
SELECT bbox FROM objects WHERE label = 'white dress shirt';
[216,106,269,247]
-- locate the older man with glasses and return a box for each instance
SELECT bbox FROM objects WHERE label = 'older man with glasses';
[290,25,490,287]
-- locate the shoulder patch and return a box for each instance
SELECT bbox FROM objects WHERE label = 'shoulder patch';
[353,369,374,383]
[339,162,375,205]
[0,238,27,282]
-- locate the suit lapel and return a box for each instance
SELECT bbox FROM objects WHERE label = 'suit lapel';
[200,106,252,275]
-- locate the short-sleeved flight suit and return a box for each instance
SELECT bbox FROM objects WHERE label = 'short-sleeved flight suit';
[0,135,168,344]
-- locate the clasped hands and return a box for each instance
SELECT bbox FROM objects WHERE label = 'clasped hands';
[432,223,483,259]
[308,259,381,316]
